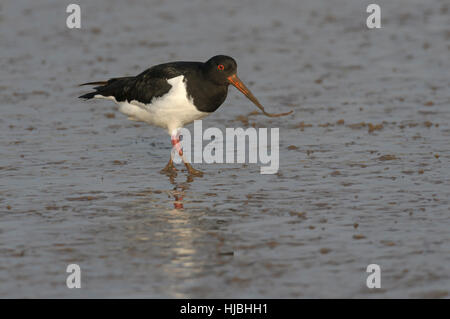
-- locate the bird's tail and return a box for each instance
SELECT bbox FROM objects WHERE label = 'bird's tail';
[79,81,109,87]
[78,80,109,99]
[78,76,133,100]
[78,91,97,99]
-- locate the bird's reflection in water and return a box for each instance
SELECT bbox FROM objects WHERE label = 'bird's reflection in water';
[121,172,220,297]
[167,173,197,210]
[162,173,208,297]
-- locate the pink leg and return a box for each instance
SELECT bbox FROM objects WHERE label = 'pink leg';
[159,133,181,175]
[171,132,203,177]
[171,134,183,156]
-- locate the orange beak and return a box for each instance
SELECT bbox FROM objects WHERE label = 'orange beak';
[227,74,293,118]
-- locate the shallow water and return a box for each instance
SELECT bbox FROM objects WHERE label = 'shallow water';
[0,0,449,298]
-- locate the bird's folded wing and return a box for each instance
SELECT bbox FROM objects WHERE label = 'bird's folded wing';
[79,64,185,103]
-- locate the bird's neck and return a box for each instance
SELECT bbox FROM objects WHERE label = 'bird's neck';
[186,75,229,113]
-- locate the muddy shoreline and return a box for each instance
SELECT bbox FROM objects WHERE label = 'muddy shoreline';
[0,0,449,298]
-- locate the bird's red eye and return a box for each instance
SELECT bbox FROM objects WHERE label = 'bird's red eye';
[218,64,225,71]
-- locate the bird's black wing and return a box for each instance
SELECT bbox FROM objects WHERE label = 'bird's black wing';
[78,62,202,104]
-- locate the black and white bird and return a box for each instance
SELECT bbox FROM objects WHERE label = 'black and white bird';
[79,55,292,176]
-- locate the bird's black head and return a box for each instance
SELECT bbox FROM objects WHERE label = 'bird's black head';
[203,55,294,118]
[203,55,237,85]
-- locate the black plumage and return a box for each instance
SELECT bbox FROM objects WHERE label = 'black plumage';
[79,57,235,113]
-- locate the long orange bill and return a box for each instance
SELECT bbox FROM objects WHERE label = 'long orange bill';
[227,74,293,118]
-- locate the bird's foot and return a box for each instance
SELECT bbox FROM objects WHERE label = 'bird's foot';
[160,167,177,177]
[184,163,204,177]
[160,160,177,176]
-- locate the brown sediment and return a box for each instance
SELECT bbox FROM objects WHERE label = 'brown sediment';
[66,196,107,201]
[235,115,249,126]
[267,241,279,248]
[247,111,260,116]
[368,123,383,133]
[341,182,353,186]
[377,155,398,161]
[112,160,127,165]
[295,121,313,131]
[330,170,341,176]
[349,163,367,168]
[90,27,101,34]
[380,240,396,246]
[289,211,306,218]
[347,122,366,129]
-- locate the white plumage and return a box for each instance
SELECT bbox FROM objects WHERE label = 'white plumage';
[95,75,209,134]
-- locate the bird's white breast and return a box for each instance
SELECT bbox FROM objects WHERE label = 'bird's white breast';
[97,75,209,134]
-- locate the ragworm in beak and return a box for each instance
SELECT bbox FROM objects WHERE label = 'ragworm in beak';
[227,74,293,117]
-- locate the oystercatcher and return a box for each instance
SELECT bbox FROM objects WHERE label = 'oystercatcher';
[79,55,292,176]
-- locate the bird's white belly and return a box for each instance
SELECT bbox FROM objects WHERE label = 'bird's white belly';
[97,75,209,134]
